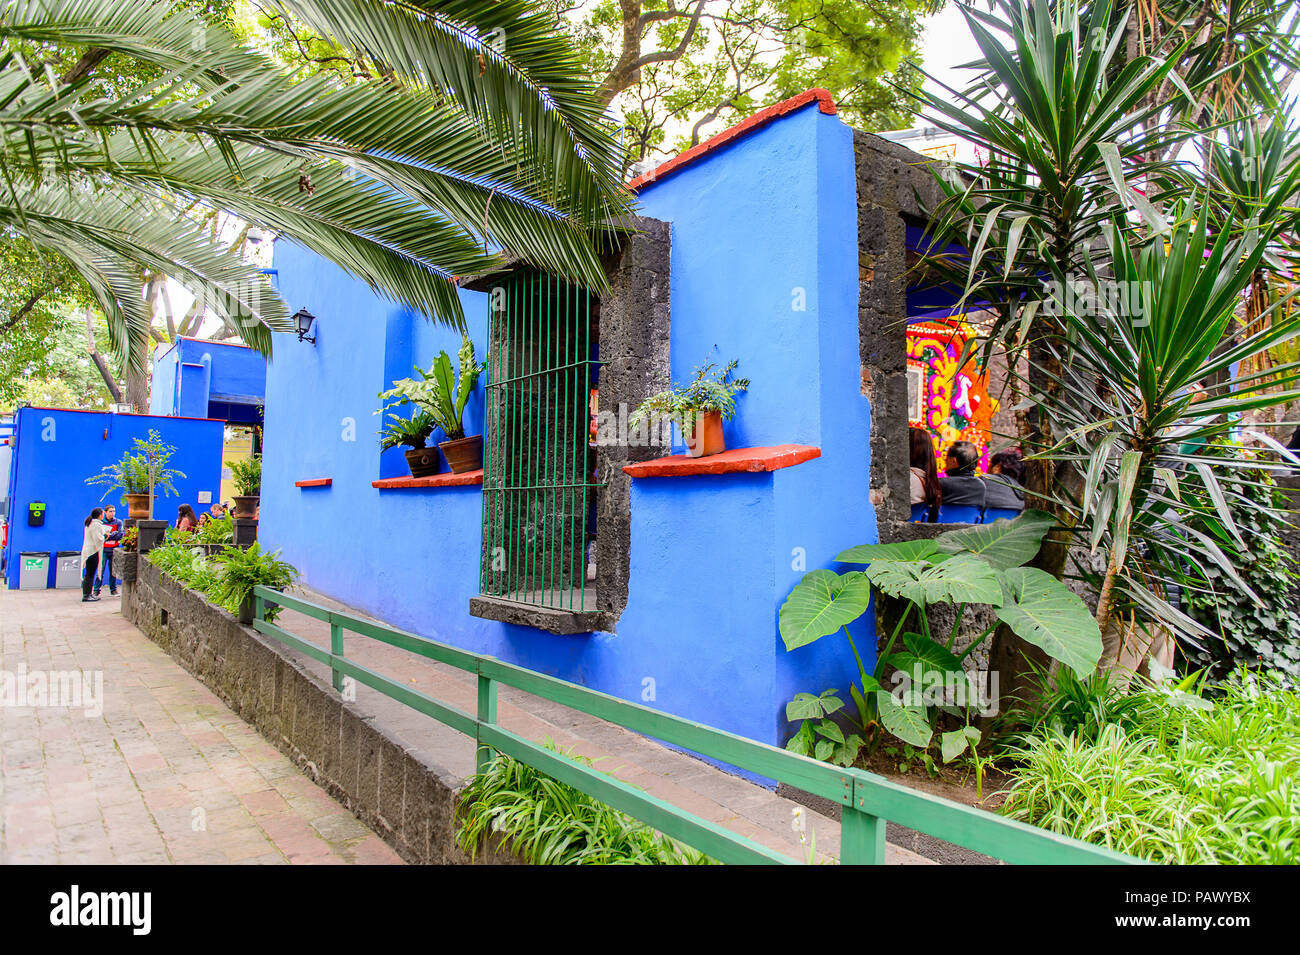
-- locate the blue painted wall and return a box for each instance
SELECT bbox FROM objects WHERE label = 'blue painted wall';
[3,408,225,588]
[260,96,880,757]
[150,338,266,423]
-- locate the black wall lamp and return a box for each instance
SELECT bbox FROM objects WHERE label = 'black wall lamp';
[292,307,317,344]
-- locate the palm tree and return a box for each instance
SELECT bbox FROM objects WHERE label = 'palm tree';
[0,0,634,379]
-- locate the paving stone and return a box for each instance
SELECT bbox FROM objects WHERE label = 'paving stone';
[0,589,401,866]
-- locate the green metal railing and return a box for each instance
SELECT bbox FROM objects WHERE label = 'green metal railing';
[252,586,1141,866]
[478,268,600,613]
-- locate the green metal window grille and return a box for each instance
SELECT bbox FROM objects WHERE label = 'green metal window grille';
[478,268,600,613]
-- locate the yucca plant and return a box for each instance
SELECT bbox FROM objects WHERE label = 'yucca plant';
[1031,202,1300,671]
[911,0,1300,692]
[0,0,633,372]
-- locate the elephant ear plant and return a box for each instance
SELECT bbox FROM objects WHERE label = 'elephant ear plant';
[779,511,1102,770]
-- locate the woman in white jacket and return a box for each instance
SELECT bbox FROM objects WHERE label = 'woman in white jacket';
[81,507,106,602]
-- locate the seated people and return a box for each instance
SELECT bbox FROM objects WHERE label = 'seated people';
[939,441,986,509]
[981,448,1027,512]
[909,427,941,521]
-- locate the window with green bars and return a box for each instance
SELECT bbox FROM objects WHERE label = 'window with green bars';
[477,268,601,616]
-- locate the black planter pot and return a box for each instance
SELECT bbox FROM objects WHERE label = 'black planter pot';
[233,518,258,549]
[404,446,441,477]
[137,520,169,554]
[238,594,255,625]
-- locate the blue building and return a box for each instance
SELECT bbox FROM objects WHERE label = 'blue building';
[259,89,940,751]
[150,336,267,426]
[3,407,225,589]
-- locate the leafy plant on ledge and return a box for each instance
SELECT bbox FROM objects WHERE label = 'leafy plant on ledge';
[86,429,185,509]
[780,511,1102,769]
[629,359,750,432]
[378,336,484,442]
[378,410,437,451]
[227,455,261,497]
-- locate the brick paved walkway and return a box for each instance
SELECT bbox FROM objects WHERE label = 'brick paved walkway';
[0,588,401,865]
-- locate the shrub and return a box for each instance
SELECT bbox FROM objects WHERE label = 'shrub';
[999,673,1300,864]
[1180,452,1300,688]
[456,741,715,865]
[146,538,296,622]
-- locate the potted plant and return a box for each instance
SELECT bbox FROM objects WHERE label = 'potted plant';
[209,542,298,625]
[86,430,185,518]
[228,454,261,518]
[629,360,749,458]
[378,410,439,477]
[379,336,485,473]
[119,526,139,584]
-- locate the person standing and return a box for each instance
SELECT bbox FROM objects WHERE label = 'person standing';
[95,504,124,597]
[177,503,198,533]
[81,507,106,602]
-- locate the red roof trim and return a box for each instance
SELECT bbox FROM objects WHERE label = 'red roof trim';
[628,89,837,192]
[623,445,821,478]
[20,406,225,423]
[372,469,483,489]
[295,478,332,488]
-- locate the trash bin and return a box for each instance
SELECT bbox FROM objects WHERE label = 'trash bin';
[18,552,49,590]
[54,551,82,589]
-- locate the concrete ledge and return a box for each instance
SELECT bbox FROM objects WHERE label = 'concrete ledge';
[623,444,821,478]
[122,561,517,865]
[468,594,603,635]
[295,478,332,488]
[372,469,483,489]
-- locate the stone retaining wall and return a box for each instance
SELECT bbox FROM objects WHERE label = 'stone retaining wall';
[122,561,516,865]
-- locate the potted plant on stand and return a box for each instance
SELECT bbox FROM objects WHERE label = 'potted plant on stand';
[210,543,298,625]
[629,360,749,458]
[378,410,439,477]
[228,455,261,518]
[87,429,185,521]
[379,336,485,473]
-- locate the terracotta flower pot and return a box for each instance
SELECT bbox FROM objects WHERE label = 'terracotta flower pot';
[232,494,259,519]
[404,446,441,477]
[123,493,151,519]
[439,435,483,473]
[684,410,725,458]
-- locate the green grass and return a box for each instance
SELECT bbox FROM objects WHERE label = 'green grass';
[999,675,1300,863]
[455,741,717,865]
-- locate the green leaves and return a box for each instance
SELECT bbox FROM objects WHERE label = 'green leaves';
[778,569,872,651]
[877,692,931,749]
[934,509,1056,569]
[996,568,1103,678]
[378,336,484,441]
[865,553,1003,607]
[941,726,982,764]
[785,689,843,723]
[837,539,940,564]
[0,0,632,370]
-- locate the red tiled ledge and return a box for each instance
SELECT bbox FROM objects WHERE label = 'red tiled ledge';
[295,478,332,488]
[372,469,484,489]
[623,445,821,478]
